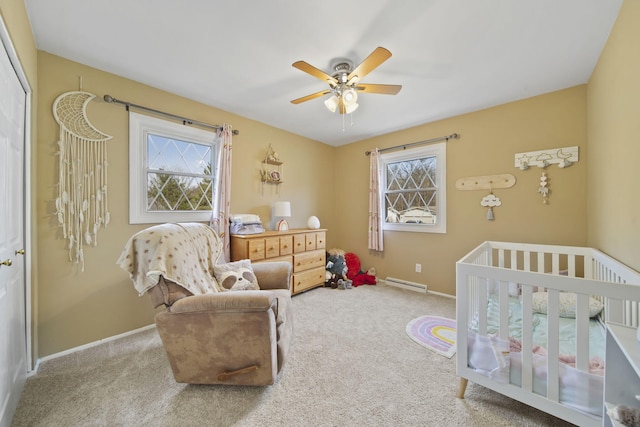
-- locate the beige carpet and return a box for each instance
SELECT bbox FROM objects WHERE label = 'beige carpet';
[12,284,575,426]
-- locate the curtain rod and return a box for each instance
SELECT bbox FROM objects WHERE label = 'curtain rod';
[102,94,240,135]
[365,133,459,156]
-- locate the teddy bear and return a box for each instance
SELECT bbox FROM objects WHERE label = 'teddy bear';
[324,272,339,289]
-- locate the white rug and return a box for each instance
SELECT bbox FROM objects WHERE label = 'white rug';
[406,315,457,358]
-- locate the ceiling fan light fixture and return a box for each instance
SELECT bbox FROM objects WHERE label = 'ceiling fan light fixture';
[344,101,359,114]
[342,87,358,105]
[324,95,339,112]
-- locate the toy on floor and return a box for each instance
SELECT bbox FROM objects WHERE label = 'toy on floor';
[326,248,348,280]
[608,404,640,427]
[324,248,377,288]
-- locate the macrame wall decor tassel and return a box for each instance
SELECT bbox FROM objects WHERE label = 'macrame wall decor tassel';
[53,91,112,272]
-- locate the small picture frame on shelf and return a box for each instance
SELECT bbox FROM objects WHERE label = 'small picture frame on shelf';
[270,170,281,181]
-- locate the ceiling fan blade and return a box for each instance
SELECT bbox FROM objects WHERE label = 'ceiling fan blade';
[347,47,392,83]
[355,83,402,95]
[292,61,338,85]
[290,89,331,104]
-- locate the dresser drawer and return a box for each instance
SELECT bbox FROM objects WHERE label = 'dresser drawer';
[279,235,293,256]
[293,267,326,294]
[254,255,292,265]
[293,249,325,273]
[305,233,316,251]
[293,234,306,253]
[265,237,280,258]
[315,231,326,249]
[247,239,265,261]
[234,239,264,261]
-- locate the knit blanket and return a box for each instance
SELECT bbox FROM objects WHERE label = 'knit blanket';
[117,223,223,295]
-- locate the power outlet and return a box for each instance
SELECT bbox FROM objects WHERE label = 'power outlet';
[415,263,422,273]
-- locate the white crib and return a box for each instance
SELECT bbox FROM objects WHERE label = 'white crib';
[456,241,640,427]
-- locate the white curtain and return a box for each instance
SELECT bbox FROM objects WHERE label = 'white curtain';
[210,124,233,261]
[368,148,384,251]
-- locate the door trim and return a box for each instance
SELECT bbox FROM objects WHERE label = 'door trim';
[0,14,33,372]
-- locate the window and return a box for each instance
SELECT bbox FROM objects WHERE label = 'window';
[380,142,446,233]
[129,112,217,224]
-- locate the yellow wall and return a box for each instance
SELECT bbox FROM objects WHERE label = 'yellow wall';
[334,86,588,295]
[587,0,640,272]
[36,52,336,356]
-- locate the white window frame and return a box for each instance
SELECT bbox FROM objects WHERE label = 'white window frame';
[129,111,217,224]
[380,142,446,234]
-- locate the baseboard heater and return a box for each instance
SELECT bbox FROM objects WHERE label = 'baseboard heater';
[384,277,428,293]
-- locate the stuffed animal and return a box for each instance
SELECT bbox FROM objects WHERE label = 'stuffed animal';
[337,278,353,290]
[608,404,640,427]
[324,274,339,289]
[218,268,260,291]
[326,249,348,280]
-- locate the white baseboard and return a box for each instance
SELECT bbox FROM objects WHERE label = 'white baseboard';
[30,324,156,376]
[427,289,456,299]
[382,278,455,299]
[383,277,427,293]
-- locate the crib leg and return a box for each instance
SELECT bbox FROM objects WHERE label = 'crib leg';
[457,378,468,399]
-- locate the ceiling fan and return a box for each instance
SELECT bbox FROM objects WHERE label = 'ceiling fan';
[290,46,402,114]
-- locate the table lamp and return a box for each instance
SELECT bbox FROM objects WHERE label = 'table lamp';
[273,201,291,231]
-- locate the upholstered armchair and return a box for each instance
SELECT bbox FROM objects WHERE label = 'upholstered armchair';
[117,222,293,386]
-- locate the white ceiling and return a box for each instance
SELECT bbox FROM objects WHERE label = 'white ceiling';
[24,0,622,146]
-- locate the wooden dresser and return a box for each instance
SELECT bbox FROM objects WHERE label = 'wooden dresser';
[230,229,327,295]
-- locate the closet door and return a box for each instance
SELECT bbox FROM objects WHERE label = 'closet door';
[0,24,28,427]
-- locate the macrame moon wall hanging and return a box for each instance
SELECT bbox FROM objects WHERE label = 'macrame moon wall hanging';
[53,91,113,271]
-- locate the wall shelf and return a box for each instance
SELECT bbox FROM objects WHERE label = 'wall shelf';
[261,145,283,192]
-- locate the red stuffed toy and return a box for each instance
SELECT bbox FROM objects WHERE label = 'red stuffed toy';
[344,252,377,286]
[344,252,361,280]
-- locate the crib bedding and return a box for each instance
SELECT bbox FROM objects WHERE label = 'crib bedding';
[476,294,606,359]
[468,294,605,418]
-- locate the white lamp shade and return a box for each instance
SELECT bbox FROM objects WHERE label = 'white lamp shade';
[273,201,291,217]
[342,87,358,104]
[344,102,359,114]
[324,95,339,112]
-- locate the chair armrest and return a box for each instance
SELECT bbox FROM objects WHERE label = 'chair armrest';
[252,261,292,291]
[168,291,276,314]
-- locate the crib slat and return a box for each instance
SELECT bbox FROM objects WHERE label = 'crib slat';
[552,252,560,275]
[521,285,534,392]
[575,293,590,372]
[568,255,575,277]
[479,277,488,336]
[546,289,560,402]
[499,280,509,340]
[537,252,545,292]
